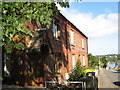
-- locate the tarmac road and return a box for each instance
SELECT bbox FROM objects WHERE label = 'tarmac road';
[98,69,120,89]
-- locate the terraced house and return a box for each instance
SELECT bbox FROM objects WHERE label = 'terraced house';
[3,13,88,86]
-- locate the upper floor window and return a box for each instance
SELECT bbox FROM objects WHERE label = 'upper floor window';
[53,19,60,39]
[53,22,58,38]
[70,29,74,44]
[82,39,84,49]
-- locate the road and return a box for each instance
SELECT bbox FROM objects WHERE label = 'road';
[98,69,120,89]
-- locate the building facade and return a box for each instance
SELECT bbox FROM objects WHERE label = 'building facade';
[3,13,88,86]
[50,13,88,81]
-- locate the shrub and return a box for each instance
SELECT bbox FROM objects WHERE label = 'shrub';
[69,59,84,81]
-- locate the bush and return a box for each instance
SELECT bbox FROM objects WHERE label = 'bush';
[69,59,84,81]
[68,59,96,81]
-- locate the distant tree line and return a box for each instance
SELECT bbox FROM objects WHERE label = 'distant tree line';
[105,54,119,63]
[88,53,108,69]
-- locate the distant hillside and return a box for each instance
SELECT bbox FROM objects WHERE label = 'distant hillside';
[95,54,119,63]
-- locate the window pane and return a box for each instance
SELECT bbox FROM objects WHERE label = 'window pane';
[82,55,86,66]
[82,39,84,48]
[71,54,75,69]
[53,23,58,38]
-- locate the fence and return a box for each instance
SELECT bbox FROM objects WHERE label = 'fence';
[45,81,86,90]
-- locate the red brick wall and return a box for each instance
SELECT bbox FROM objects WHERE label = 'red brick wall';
[50,13,88,80]
[25,13,88,81]
[65,22,88,73]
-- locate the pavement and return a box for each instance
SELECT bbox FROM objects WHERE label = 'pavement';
[98,69,120,89]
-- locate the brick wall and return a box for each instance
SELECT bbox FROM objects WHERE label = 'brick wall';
[65,22,88,73]
[51,13,88,80]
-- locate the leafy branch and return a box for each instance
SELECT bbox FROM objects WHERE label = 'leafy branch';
[1,2,69,53]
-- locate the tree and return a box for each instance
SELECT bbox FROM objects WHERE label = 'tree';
[69,59,84,81]
[1,2,69,53]
[88,53,99,69]
[101,56,107,68]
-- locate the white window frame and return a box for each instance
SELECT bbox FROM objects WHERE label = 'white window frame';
[70,29,74,44]
[53,20,58,38]
[82,55,86,66]
[71,54,75,69]
[82,39,84,48]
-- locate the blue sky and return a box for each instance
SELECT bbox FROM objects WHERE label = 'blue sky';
[69,2,118,16]
[58,2,118,55]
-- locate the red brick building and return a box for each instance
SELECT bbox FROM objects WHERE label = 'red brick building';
[48,13,88,81]
[3,13,88,86]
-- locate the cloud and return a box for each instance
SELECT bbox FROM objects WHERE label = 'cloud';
[57,6,118,38]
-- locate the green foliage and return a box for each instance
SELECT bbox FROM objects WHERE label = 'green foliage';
[1,2,69,53]
[101,56,107,68]
[69,59,84,80]
[88,53,99,69]
[106,54,119,63]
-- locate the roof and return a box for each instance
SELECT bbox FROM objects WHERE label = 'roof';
[59,13,88,39]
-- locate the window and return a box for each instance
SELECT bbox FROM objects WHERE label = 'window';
[71,54,75,69]
[53,19,60,39]
[82,55,86,66]
[70,29,74,44]
[82,39,84,48]
[53,22,58,38]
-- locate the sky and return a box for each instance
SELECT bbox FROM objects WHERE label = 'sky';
[57,1,118,55]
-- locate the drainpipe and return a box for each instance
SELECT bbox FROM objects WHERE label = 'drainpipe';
[65,20,69,73]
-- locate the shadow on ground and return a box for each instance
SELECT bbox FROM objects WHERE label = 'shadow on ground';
[113,81,120,87]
